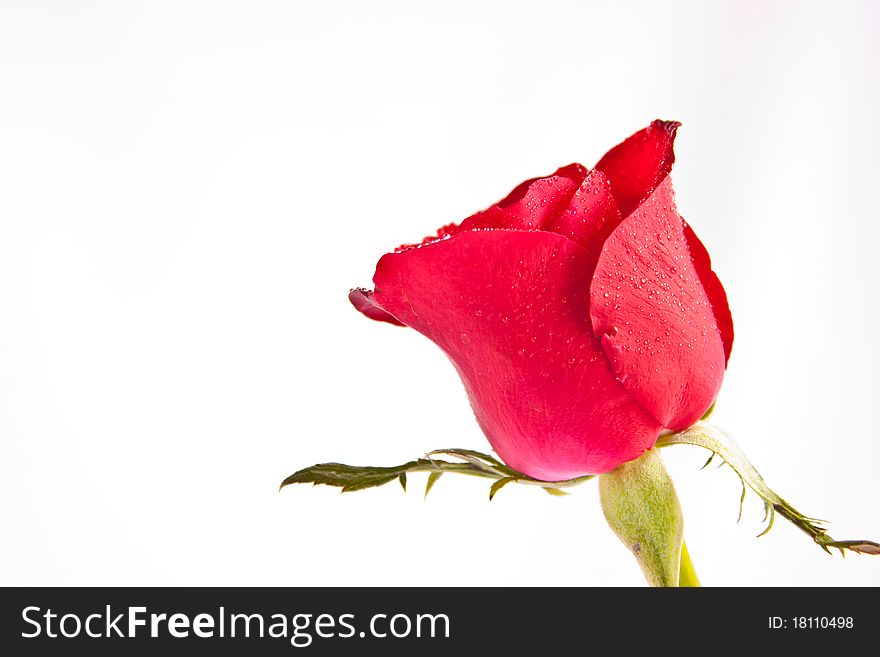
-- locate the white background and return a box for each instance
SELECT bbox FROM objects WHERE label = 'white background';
[1,0,878,587]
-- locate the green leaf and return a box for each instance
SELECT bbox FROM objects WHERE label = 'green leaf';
[280,461,422,493]
[543,486,569,496]
[424,471,442,499]
[489,476,515,501]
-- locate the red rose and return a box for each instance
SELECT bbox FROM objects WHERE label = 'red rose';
[350,121,733,481]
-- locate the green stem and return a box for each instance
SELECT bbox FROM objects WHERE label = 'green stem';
[678,540,700,587]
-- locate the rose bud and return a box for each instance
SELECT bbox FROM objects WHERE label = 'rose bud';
[350,121,733,481]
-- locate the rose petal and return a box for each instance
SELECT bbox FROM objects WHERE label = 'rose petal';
[454,164,622,273]
[454,164,588,233]
[589,177,726,430]
[595,119,681,217]
[370,228,662,479]
[351,165,618,328]
[682,221,734,363]
[543,169,622,265]
[395,222,458,252]
[349,288,405,326]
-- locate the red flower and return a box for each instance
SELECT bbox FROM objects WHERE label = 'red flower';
[350,121,733,481]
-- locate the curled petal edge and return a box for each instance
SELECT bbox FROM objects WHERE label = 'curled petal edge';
[349,288,405,326]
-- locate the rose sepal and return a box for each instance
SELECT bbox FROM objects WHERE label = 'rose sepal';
[598,448,686,587]
[656,422,880,556]
[280,449,594,499]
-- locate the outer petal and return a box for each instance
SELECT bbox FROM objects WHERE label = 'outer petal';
[682,221,734,363]
[589,177,726,431]
[370,229,662,480]
[454,164,588,233]
[595,119,680,217]
[350,167,620,327]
